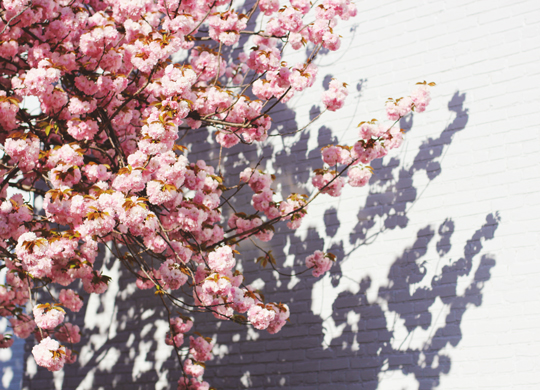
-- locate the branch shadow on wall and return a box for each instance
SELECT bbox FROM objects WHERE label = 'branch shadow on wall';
[197,90,495,390]
[201,211,499,390]
[329,213,499,390]
[348,91,469,248]
[20,87,484,390]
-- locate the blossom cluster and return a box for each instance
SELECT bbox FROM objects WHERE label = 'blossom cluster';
[312,83,434,196]
[0,0,434,386]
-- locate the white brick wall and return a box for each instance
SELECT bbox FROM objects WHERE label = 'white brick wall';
[21,0,540,389]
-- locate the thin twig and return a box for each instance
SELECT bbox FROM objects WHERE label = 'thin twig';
[0,4,31,36]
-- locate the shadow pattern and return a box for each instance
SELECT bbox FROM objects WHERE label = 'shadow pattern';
[20,74,497,390]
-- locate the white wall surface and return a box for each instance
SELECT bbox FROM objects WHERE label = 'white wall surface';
[21,0,540,389]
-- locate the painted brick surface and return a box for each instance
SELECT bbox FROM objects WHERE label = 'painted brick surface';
[19,0,540,389]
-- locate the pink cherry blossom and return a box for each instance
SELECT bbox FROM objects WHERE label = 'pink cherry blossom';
[312,170,346,197]
[411,84,432,112]
[267,303,290,334]
[15,232,53,278]
[305,250,334,277]
[33,304,65,330]
[159,259,189,290]
[207,246,236,273]
[247,304,276,330]
[189,336,213,362]
[348,166,373,187]
[208,11,247,46]
[184,358,205,377]
[32,337,67,372]
[177,378,210,390]
[260,0,279,15]
[10,315,36,339]
[55,323,81,344]
[323,80,348,111]
[59,289,84,312]
[4,135,40,172]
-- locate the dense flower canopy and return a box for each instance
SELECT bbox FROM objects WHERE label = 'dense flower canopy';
[0,0,432,387]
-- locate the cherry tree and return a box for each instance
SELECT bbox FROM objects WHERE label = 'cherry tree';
[0,0,433,388]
